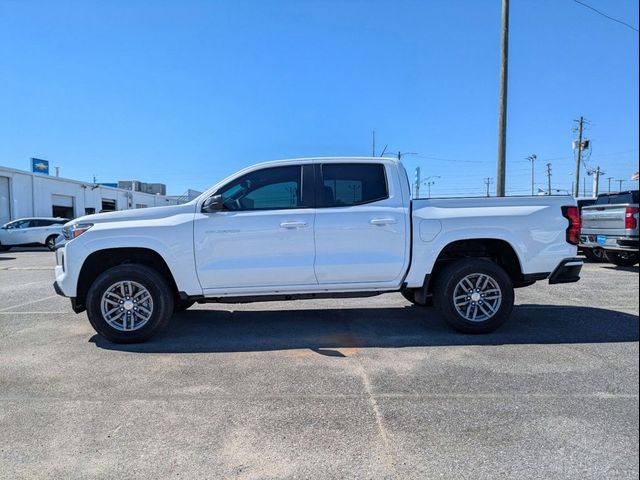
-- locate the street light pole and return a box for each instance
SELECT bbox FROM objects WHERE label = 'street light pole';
[526,154,537,195]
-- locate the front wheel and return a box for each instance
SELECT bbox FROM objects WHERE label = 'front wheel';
[86,264,174,343]
[604,251,639,267]
[433,259,514,334]
[45,235,58,251]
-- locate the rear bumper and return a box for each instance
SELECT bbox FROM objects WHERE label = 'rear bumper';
[603,237,639,253]
[580,234,639,252]
[548,258,583,284]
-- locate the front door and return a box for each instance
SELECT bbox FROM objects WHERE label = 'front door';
[194,164,317,292]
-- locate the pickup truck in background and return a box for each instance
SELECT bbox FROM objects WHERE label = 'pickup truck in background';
[53,157,583,343]
[580,190,639,267]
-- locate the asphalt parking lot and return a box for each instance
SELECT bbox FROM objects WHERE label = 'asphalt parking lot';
[0,250,638,479]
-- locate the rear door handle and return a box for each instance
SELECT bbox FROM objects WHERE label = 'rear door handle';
[369,218,397,226]
[280,221,308,229]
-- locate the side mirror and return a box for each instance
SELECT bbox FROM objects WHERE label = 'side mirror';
[202,194,224,213]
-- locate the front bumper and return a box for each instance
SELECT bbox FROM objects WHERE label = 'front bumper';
[548,258,583,284]
[53,280,85,313]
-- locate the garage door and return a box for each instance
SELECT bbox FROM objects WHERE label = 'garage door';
[52,194,74,219]
[0,177,9,225]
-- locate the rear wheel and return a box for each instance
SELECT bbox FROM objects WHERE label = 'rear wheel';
[604,251,639,267]
[86,264,174,343]
[45,235,58,251]
[583,247,605,262]
[433,259,514,334]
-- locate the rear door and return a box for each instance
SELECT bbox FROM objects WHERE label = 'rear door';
[194,164,317,291]
[313,162,408,285]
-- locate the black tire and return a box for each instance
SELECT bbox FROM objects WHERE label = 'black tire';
[45,235,58,251]
[583,247,605,263]
[0,243,11,252]
[604,251,639,267]
[400,289,433,307]
[174,299,196,313]
[86,264,174,343]
[433,259,514,334]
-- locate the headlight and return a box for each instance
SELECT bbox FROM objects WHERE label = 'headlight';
[63,223,94,240]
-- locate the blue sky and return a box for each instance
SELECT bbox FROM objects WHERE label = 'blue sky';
[1,0,638,196]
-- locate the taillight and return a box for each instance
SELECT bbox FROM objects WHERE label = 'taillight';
[562,206,581,245]
[625,207,639,230]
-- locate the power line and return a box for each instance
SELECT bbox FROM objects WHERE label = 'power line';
[413,155,485,164]
[573,0,639,32]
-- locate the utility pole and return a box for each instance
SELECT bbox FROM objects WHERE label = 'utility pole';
[583,177,587,197]
[484,177,493,197]
[526,154,536,195]
[590,166,604,198]
[546,163,552,195]
[607,177,613,193]
[422,176,440,199]
[573,116,585,197]
[496,0,509,197]
[617,179,624,192]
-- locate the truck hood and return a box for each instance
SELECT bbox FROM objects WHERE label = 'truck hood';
[66,202,197,226]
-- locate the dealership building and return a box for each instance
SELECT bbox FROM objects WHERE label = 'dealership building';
[0,164,199,225]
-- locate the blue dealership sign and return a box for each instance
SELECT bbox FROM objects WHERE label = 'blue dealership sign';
[31,158,49,175]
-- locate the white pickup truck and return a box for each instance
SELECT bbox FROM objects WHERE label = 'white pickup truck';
[53,157,583,343]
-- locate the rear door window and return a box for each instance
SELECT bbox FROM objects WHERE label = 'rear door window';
[319,163,388,207]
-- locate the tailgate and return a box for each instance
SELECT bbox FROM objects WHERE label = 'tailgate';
[581,205,627,231]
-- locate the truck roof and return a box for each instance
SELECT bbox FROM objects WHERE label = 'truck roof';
[247,156,402,169]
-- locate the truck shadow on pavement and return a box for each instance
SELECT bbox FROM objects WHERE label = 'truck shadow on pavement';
[91,304,639,354]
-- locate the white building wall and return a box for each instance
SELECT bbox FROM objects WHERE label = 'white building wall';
[0,166,179,222]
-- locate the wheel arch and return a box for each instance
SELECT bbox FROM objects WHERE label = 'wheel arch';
[75,247,180,311]
[424,238,526,296]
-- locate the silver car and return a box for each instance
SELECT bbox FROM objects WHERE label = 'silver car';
[0,217,69,252]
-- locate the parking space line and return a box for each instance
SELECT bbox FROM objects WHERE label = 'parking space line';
[0,311,68,314]
[0,295,59,312]
[0,267,55,270]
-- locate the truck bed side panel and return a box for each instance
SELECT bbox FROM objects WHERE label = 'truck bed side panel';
[404,196,577,287]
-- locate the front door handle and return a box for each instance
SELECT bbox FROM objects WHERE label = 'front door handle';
[369,218,397,226]
[280,221,308,229]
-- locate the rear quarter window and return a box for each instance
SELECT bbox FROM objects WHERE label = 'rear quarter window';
[596,192,639,205]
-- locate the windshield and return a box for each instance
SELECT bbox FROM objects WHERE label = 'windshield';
[3,220,32,229]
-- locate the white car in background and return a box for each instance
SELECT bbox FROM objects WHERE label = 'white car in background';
[0,217,69,251]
